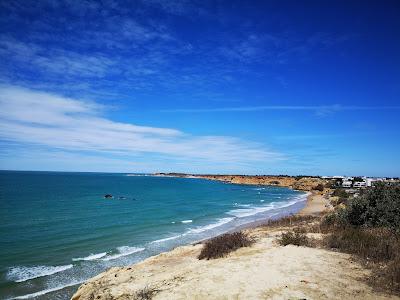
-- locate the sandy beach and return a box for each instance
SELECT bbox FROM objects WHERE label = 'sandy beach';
[298,192,332,215]
[72,189,399,300]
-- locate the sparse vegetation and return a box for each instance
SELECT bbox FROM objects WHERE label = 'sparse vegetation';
[324,227,397,262]
[321,183,400,293]
[277,229,309,246]
[198,231,254,260]
[264,214,318,227]
[133,286,157,300]
[385,255,400,291]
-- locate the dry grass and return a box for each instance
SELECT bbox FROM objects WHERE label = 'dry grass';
[133,286,157,300]
[318,207,400,294]
[323,227,398,262]
[263,214,319,228]
[322,227,400,294]
[277,228,310,247]
[267,205,400,294]
[198,231,254,260]
[386,255,400,291]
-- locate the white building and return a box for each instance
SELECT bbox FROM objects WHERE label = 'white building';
[366,178,376,187]
[342,180,352,188]
[353,181,367,188]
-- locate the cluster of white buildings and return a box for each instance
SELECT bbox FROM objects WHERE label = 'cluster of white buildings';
[321,176,397,188]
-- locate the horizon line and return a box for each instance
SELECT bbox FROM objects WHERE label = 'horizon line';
[0,169,397,178]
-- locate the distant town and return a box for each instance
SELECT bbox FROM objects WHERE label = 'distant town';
[321,176,400,188]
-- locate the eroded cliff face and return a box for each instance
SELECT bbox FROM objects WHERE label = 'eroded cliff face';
[155,174,328,192]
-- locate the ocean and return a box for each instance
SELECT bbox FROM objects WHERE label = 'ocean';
[0,171,307,299]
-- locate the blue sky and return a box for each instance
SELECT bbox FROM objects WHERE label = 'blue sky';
[0,0,399,176]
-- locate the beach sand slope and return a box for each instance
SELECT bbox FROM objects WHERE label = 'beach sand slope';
[72,227,397,300]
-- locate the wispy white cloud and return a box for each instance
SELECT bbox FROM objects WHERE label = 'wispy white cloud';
[0,85,283,165]
[161,104,400,116]
[0,1,357,100]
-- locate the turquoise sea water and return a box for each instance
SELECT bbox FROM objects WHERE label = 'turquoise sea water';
[0,171,307,299]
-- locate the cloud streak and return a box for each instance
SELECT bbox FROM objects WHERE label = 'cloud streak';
[161,105,400,116]
[0,85,283,165]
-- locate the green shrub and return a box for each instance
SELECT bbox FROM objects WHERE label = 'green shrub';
[344,183,400,232]
[345,196,369,226]
[198,231,254,260]
[336,197,348,206]
[277,229,309,246]
[320,209,348,232]
[332,188,348,198]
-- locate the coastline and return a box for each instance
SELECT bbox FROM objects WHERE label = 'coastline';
[4,175,313,300]
[71,190,393,300]
[71,179,341,300]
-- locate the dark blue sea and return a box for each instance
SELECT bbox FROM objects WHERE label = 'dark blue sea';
[0,171,307,299]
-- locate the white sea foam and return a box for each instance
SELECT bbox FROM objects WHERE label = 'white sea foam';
[181,220,192,224]
[188,217,234,234]
[72,252,107,261]
[228,204,274,218]
[101,246,145,261]
[12,280,85,299]
[228,193,308,218]
[7,264,73,283]
[150,235,182,244]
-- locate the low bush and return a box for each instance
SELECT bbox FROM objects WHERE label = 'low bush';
[313,184,324,191]
[277,229,309,246]
[198,231,254,260]
[332,188,348,198]
[133,286,157,300]
[320,209,348,233]
[336,196,348,206]
[344,183,400,232]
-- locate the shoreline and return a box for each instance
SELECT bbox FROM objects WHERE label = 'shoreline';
[8,176,313,300]
[298,191,331,215]
[71,178,335,300]
[154,173,333,219]
[71,189,392,300]
[8,179,314,300]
